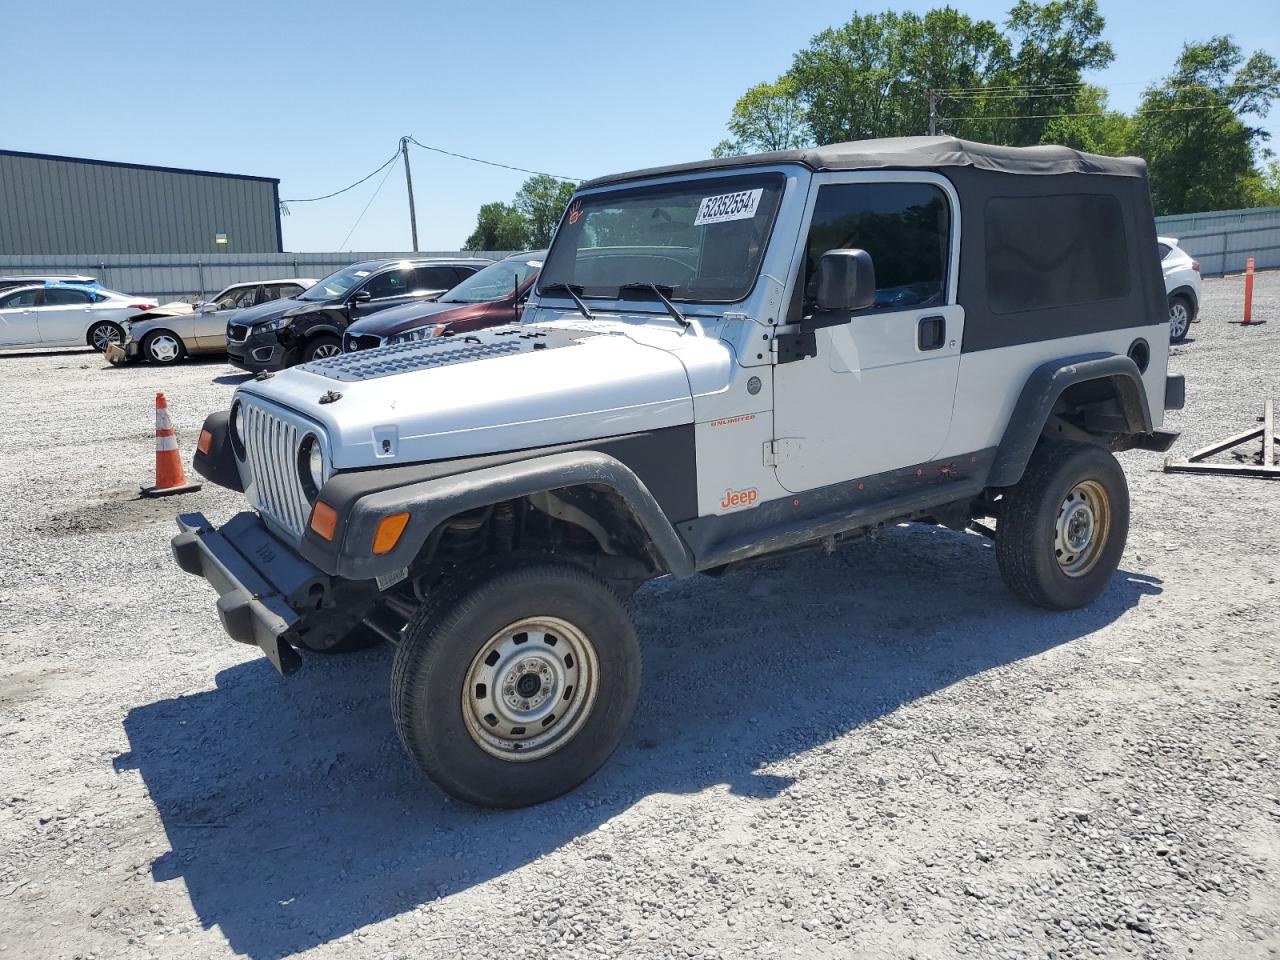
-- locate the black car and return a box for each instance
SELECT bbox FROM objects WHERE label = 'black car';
[226,258,491,371]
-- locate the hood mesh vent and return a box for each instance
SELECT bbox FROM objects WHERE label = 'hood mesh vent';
[300,324,595,382]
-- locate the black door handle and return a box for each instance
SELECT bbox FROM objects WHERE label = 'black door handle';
[918,314,945,350]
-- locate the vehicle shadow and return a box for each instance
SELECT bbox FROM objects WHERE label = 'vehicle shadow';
[212,371,253,386]
[117,524,1161,958]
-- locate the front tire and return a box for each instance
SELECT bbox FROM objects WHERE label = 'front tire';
[391,558,642,808]
[995,441,1130,610]
[302,334,342,362]
[142,330,187,364]
[87,321,124,352]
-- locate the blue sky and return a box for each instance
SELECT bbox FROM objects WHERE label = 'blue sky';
[5,0,1277,252]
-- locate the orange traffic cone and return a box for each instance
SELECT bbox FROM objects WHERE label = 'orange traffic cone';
[141,392,202,497]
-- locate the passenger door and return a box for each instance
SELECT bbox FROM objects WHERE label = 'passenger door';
[347,267,415,321]
[36,287,96,345]
[0,289,40,346]
[771,173,964,493]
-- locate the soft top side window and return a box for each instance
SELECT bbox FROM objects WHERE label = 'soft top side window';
[799,181,950,317]
[985,194,1129,314]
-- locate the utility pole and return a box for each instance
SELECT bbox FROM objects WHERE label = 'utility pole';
[400,136,419,252]
[926,90,942,137]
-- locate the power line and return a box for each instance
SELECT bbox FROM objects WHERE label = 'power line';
[945,103,1238,122]
[405,136,579,182]
[281,149,400,204]
[937,81,1087,94]
[337,156,398,250]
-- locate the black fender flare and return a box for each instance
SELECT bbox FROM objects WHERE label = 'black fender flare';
[987,353,1153,487]
[299,450,695,581]
[191,410,245,492]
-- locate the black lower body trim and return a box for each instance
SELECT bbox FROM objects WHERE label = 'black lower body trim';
[681,448,997,569]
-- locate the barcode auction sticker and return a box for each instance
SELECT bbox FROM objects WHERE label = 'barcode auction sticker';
[694,188,763,226]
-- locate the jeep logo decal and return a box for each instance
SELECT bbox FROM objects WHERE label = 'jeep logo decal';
[720,487,759,510]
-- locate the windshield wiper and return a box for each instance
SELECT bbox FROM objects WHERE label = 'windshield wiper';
[540,281,594,320]
[617,282,689,330]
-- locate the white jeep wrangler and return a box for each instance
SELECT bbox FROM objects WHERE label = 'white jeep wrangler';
[174,137,1184,808]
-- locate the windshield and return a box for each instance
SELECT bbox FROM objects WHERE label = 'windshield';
[538,173,784,304]
[441,256,543,304]
[297,264,373,301]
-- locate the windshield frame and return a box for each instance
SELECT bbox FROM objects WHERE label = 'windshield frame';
[296,263,377,302]
[537,171,786,307]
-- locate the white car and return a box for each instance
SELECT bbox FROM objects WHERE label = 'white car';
[0,284,156,352]
[1158,236,1201,342]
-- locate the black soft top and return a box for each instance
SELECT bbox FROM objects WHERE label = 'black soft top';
[581,136,1146,189]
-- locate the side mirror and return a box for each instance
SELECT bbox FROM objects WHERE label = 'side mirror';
[815,249,876,313]
[350,290,373,305]
[196,301,217,314]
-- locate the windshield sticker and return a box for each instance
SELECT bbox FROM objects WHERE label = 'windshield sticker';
[694,188,763,226]
[567,200,583,225]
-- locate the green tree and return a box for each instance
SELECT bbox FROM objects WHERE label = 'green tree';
[712,78,808,158]
[785,9,1009,144]
[988,0,1115,145]
[514,175,578,247]
[1131,37,1280,215]
[1038,85,1133,155]
[464,201,529,251]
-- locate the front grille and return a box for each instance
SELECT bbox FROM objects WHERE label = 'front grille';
[227,324,249,343]
[241,401,313,539]
[343,332,383,352]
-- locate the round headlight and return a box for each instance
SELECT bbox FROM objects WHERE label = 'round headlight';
[229,400,246,460]
[298,434,324,501]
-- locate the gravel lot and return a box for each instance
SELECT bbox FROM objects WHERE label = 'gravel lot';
[1,274,1277,960]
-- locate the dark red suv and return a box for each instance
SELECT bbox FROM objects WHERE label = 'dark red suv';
[341,250,545,351]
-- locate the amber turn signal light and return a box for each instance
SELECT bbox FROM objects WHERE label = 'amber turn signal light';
[372,512,410,555]
[309,501,339,541]
[197,429,213,454]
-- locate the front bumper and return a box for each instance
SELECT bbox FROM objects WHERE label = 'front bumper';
[227,334,295,372]
[171,511,331,675]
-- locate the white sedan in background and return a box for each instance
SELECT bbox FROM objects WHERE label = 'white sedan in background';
[0,284,156,352]
[1158,236,1202,343]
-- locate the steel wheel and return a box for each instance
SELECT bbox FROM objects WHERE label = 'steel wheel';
[89,322,122,352]
[1054,479,1112,577]
[462,615,599,762]
[147,334,182,363]
[1169,299,1191,340]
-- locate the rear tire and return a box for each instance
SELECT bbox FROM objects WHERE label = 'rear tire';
[142,330,187,364]
[391,557,642,808]
[1168,294,1193,342]
[995,441,1129,610]
[302,334,342,362]
[87,321,124,352]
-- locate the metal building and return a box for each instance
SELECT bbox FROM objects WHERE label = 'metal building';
[0,149,282,255]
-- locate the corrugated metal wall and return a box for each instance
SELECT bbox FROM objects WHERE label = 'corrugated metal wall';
[0,150,281,255]
[0,252,517,301]
[1154,206,1280,276]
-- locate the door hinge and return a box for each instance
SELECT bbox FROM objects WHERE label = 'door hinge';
[763,438,804,466]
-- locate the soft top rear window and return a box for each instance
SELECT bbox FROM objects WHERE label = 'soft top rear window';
[539,173,785,304]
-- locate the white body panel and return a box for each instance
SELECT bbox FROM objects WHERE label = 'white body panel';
[241,320,718,470]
